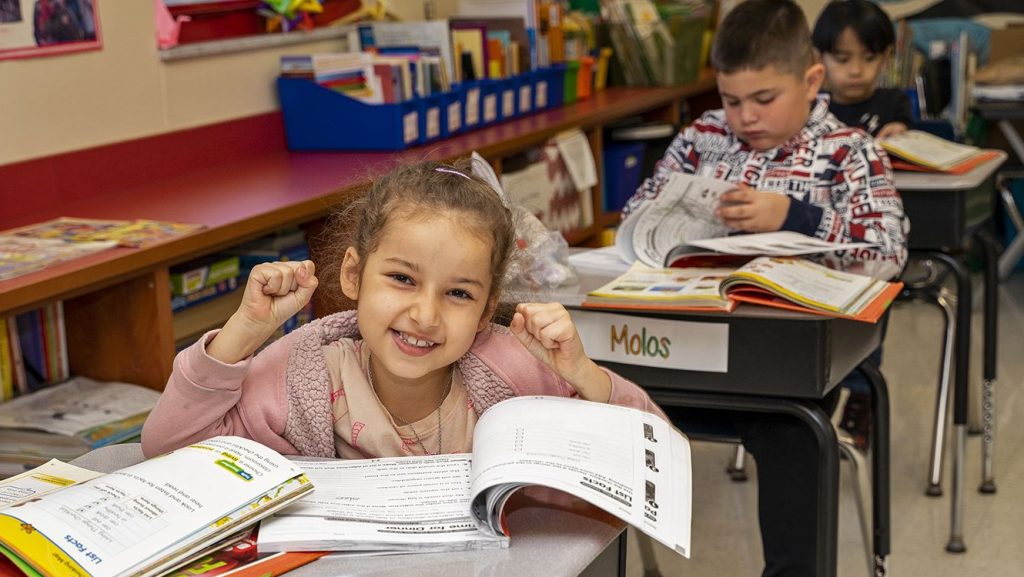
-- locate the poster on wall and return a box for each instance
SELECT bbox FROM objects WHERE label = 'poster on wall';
[0,0,101,59]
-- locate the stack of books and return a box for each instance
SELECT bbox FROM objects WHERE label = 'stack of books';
[0,377,161,477]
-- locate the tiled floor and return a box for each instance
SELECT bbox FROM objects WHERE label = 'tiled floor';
[623,272,1024,576]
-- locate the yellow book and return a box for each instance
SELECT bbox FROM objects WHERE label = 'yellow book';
[0,437,311,577]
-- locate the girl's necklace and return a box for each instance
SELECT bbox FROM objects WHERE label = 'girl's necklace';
[367,355,452,456]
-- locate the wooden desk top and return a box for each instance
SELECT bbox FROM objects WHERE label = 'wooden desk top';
[0,81,716,316]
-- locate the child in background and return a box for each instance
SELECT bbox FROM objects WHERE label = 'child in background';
[813,0,914,139]
[142,161,664,461]
[624,1,906,575]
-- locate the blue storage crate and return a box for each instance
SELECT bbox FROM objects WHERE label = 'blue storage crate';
[603,141,646,211]
[549,63,567,108]
[442,86,464,137]
[460,81,484,129]
[419,94,443,144]
[481,79,501,125]
[498,77,518,121]
[278,77,419,151]
[532,68,552,111]
[516,75,533,115]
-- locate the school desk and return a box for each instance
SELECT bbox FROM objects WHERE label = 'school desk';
[547,272,892,577]
[70,444,629,577]
[894,151,1007,553]
[973,101,1024,278]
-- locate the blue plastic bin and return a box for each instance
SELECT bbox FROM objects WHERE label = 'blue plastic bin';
[441,86,464,137]
[460,81,483,129]
[278,77,419,151]
[603,141,646,211]
[480,79,501,125]
[516,75,533,115]
[533,68,554,111]
[498,77,518,121]
[418,95,443,144]
[549,63,567,109]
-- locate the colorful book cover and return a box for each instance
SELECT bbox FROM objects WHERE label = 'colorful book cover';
[88,219,205,248]
[8,217,130,243]
[9,217,204,249]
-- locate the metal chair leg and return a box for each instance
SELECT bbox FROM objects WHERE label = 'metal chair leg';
[978,228,999,494]
[727,444,748,481]
[927,288,957,497]
[837,432,874,577]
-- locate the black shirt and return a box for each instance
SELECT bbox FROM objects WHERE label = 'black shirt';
[826,88,914,136]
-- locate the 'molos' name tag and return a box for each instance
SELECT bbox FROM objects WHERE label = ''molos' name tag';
[570,310,729,373]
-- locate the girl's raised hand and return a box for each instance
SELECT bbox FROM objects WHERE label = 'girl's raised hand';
[510,303,611,403]
[207,260,318,364]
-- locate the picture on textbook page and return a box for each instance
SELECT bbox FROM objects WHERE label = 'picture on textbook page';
[879,130,1002,174]
[256,396,692,559]
[0,436,312,577]
[585,256,902,323]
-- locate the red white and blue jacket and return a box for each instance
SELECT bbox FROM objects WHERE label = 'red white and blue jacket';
[624,96,908,269]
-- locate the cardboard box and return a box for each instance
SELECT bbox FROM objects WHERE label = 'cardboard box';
[989,24,1024,63]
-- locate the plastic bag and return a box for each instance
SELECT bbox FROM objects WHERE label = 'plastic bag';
[470,153,579,291]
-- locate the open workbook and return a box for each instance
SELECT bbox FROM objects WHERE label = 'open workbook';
[879,129,1002,174]
[257,396,692,558]
[585,256,902,323]
[0,436,312,577]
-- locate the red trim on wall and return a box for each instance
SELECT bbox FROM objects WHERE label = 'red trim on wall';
[0,112,286,228]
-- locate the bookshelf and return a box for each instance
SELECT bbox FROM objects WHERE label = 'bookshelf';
[0,75,718,391]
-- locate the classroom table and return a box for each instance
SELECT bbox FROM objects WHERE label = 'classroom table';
[549,272,891,577]
[894,151,1007,553]
[70,444,628,577]
[973,102,1024,278]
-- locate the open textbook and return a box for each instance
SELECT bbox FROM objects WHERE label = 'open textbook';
[616,172,733,267]
[0,436,312,577]
[258,396,692,558]
[614,175,878,267]
[586,256,902,323]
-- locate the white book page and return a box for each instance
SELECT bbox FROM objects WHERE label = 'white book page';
[686,231,878,256]
[257,456,505,552]
[0,377,161,437]
[469,396,692,557]
[0,437,304,577]
[631,173,733,267]
[0,459,102,508]
[731,257,876,312]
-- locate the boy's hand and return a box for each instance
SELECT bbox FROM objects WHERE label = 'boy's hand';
[510,303,612,403]
[207,260,318,364]
[876,122,909,140]
[716,185,790,232]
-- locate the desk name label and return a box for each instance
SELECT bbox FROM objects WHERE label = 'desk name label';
[611,324,671,359]
[570,310,728,373]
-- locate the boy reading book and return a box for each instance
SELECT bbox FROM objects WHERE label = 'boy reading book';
[622,2,907,575]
